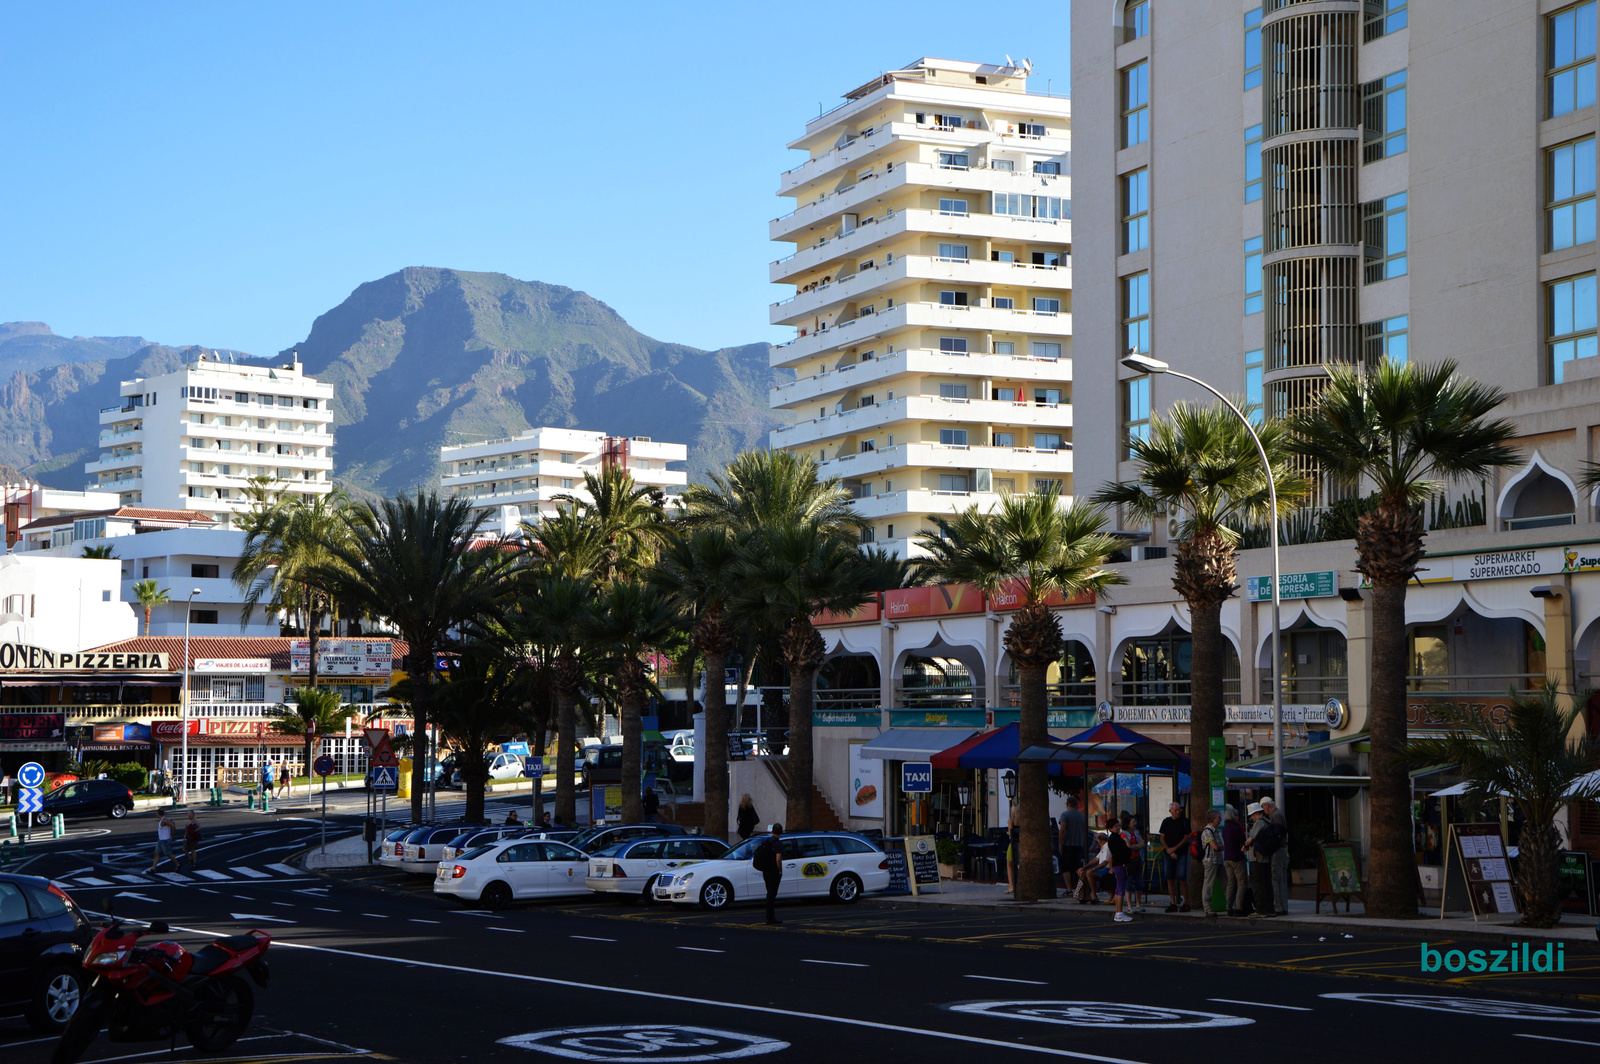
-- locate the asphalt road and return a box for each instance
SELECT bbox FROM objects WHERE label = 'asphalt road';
[5,803,1600,1064]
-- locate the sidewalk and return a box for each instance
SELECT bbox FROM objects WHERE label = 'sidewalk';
[877,876,1600,943]
[298,830,371,870]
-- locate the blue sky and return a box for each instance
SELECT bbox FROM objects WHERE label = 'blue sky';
[0,3,1069,357]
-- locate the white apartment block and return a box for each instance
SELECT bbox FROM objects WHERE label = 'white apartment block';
[768,57,1074,558]
[89,355,335,527]
[439,428,688,528]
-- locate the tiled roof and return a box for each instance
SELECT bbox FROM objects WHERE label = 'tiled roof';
[92,635,408,670]
[20,507,215,532]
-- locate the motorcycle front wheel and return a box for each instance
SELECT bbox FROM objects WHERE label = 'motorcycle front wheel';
[51,988,110,1064]
[185,976,254,1053]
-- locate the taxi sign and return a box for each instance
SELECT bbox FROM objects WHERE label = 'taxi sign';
[523,756,545,779]
[901,761,933,794]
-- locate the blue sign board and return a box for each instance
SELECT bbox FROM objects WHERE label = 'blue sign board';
[523,757,545,779]
[18,787,43,814]
[17,762,45,789]
[369,765,398,792]
[901,761,933,794]
[313,755,335,777]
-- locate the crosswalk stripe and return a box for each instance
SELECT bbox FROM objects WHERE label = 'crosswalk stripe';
[230,867,270,878]
[192,869,230,880]
[156,872,193,883]
[73,877,114,886]
[112,874,151,884]
[266,863,300,876]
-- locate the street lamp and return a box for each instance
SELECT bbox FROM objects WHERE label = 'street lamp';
[1120,352,1285,810]
[1001,769,1017,802]
[180,587,202,806]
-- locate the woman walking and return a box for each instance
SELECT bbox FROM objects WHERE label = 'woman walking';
[736,794,759,840]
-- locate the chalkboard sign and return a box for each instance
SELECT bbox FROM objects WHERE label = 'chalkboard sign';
[1315,842,1365,914]
[880,837,910,895]
[726,733,746,762]
[1557,851,1593,916]
[905,834,942,896]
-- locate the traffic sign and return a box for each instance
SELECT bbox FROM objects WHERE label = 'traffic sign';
[369,765,398,792]
[369,736,398,768]
[313,755,335,778]
[16,762,44,789]
[522,756,545,779]
[901,761,933,794]
[17,787,42,814]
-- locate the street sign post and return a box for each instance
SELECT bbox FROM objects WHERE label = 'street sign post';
[523,756,546,824]
[314,755,335,854]
[16,762,45,789]
[901,762,933,794]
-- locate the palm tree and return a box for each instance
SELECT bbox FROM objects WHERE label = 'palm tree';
[918,489,1124,903]
[1291,358,1518,917]
[653,527,743,841]
[234,489,356,691]
[554,464,669,583]
[311,492,516,823]
[428,645,524,824]
[681,449,865,536]
[581,579,679,822]
[733,521,876,831]
[516,570,595,827]
[271,686,354,784]
[81,545,116,559]
[1093,401,1308,901]
[1399,683,1600,926]
[131,579,169,636]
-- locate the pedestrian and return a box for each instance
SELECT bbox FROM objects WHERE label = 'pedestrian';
[1200,809,1225,917]
[259,759,274,799]
[276,761,292,799]
[1058,795,1087,894]
[150,812,181,873]
[1106,814,1133,922]
[505,810,521,825]
[1078,827,1111,904]
[1244,802,1277,917]
[642,786,661,824]
[1003,801,1019,895]
[540,812,553,830]
[183,810,202,869]
[1222,805,1248,916]
[754,822,785,925]
[1120,812,1146,913]
[1157,801,1192,912]
[736,794,759,840]
[1261,796,1290,916]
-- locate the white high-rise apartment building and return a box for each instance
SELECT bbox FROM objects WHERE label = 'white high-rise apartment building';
[439,428,687,528]
[89,356,335,527]
[768,57,1075,557]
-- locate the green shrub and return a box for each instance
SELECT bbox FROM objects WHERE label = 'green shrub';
[107,762,149,792]
[935,837,962,865]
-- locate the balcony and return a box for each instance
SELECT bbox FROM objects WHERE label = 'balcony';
[88,475,142,492]
[852,489,1012,521]
[99,426,144,444]
[84,453,143,475]
[772,254,1070,327]
[771,207,1071,286]
[779,119,1070,197]
[772,300,1071,369]
[180,445,330,468]
[773,347,1073,409]
[821,442,1073,481]
[773,394,1073,449]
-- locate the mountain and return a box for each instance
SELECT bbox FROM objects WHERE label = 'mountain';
[3,270,786,498]
[285,268,787,496]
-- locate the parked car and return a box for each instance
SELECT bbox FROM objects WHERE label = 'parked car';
[580,745,622,789]
[433,838,591,908]
[439,825,529,862]
[567,822,687,855]
[33,778,135,826]
[397,824,485,874]
[0,872,91,1032]
[652,831,889,910]
[374,824,421,863]
[451,751,529,788]
[586,836,730,901]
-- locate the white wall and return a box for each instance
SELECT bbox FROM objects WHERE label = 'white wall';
[0,554,137,650]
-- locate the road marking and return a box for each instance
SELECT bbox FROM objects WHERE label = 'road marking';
[200,888,220,895]
[950,1002,1251,1030]
[410,919,441,924]
[678,947,725,953]
[253,936,1148,1063]
[267,862,302,875]
[193,869,231,880]
[232,866,271,878]
[316,908,340,913]
[1515,1033,1600,1047]
[273,902,295,907]
[1207,998,1311,1012]
[61,867,95,878]
[363,913,389,919]
[112,874,152,884]
[156,871,193,883]
[489,926,525,933]
[74,876,114,886]
[968,975,1047,985]
[113,891,160,904]
[801,959,868,968]
[571,935,616,942]
[229,912,296,924]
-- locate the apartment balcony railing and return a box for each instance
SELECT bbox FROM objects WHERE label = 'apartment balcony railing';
[1257,675,1350,702]
[895,683,985,710]
[815,687,882,711]
[1402,674,1542,698]
[1115,679,1245,706]
[998,681,1096,709]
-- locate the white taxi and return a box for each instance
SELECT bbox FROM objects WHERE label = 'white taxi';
[585,836,729,900]
[652,831,889,911]
[434,837,591,909]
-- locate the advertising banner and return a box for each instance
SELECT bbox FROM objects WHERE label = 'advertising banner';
[0,712,66,743]
[290,639,393,677]
[150,719,206,740]
[193,658,271,673]
[848,741,883,819]
[1245,571,1338,602]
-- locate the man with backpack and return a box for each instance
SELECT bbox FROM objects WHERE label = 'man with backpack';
[753,823,785,926]
[1244,802,1281,916]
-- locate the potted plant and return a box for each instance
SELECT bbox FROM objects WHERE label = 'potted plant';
[936,837,963,879]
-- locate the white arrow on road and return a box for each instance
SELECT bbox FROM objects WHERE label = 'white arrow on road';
[229,913,297,924]
[114,892,161,904]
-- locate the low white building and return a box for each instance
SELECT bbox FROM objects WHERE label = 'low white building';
[0,553,138,650]
[439,428,688,529]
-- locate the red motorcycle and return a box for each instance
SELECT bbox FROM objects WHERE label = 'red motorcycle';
[53,917,271,1064]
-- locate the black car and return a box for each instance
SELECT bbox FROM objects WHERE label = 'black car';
[0,872,91,1032]
[36,778,135,826]
[568,822,687,854]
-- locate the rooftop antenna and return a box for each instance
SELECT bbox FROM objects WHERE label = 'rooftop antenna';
[1005,54,1014,67]
[1020,58,1034,75]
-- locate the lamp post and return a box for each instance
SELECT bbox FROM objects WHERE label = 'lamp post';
[1120,353,1285,810]
[1001,769,1017,802]
[180,587,202,806]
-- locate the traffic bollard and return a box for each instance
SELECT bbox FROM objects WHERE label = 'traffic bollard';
[53,814,64,838]
[7,813,15,838]
[1,840,9,866]
[247,792,255,810]
[261,792,270,813]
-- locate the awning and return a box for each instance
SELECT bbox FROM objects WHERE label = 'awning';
[861,728,977,761]
[934,722,1072,771]
[1019,739,1186,767]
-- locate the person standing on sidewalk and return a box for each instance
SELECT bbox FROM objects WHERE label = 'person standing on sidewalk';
[1222,805,1248,916]
[1262,796,1290,916]
[1107,815,1133,922]
[1244,802,1277,916]
[1199,809,1225,917]
[1157,802,1191,912]
[736,795,759,840]
[1059,795,1087,894]
[754,823,785,925]
[259,759,274,801]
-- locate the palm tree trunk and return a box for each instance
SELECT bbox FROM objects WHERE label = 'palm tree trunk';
[554,650,580,827]
[144,606,152,636]
[702,645,730,843]
[462,736,487,824]
[1366,573,1415,917]
[619,658,645,823]
[1517,819,1563,926]
[782,616,825,832]
[409,642,432,824]
[1016,659,1052,903]
[1186,596,1226,904]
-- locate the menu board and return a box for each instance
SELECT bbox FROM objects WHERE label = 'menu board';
[1443,823,1518,919]
[1557,851,1594,916]
[1315,842,1365,914]
[905,835,942,896]
[880,837,910,895]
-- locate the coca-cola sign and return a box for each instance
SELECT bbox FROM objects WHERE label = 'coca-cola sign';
[150,719,206,739]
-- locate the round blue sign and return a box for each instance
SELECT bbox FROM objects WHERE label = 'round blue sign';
[17,762,45,789]
[313,755,335,777]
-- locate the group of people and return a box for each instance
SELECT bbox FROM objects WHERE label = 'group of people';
[149,810,203,873]
[502,810,568,829]
[1028,794,1291,922]
[257,760,296,799]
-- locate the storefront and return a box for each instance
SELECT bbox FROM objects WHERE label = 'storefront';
[0,646,177,776]
[859,724,978,836]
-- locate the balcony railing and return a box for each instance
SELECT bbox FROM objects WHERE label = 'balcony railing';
[895,684,984,709]
[1258,675,1350,702]
[998,681,1096,709]
[1115,679,1245,706]
[1403,674,1542,698]
[815,687,881,711]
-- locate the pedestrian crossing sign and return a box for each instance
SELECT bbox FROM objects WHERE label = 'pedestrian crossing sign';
[369,765,398,791]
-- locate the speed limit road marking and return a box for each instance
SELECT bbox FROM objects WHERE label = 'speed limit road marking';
[499,1025,789,1061]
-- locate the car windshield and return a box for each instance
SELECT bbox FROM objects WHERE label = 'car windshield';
[458,845,495,861]
[591,843,627,857]
[402,827,436,843]
[724,838,763,862]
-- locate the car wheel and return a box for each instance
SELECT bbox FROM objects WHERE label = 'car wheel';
[830,872,863,904]
[638,875,659,905]
[26,963,85,1033]
[699,878,733,911]
[108,804,129,819]
[33,812,52,829]
[480,881,514,910]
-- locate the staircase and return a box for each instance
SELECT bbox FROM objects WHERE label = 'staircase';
[758,758,844,831]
